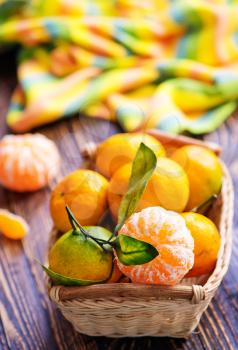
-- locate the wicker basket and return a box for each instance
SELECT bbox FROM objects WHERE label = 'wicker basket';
[48,130,233,338]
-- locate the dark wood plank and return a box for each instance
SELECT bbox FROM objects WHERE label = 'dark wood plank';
[0,50,238,350]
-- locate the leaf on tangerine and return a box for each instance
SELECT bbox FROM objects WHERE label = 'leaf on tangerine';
[115,142,157,233]
[40,263,106,286]
[114,234,159,266]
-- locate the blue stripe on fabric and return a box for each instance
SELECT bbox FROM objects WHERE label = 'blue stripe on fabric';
[9,102,24,111]
[63,95,89,116]
[22,73,55,89]
[113,26,132,55]
[157,114,185,133]
[214,71,238,84]
[43,19,69,40]
[93,56,108,68]
[232,32,238,45]
[175,35,189,58]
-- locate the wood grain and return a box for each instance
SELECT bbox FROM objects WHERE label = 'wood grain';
[0,49,238,350]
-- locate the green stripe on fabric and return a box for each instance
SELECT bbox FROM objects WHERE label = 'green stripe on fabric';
[185,102,238,134]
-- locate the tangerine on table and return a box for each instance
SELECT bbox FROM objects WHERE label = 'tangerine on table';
[0,134,60,192]
[107,157,189,220]
[96,132,165,178]
[0,209,29,240]
[116,206,194,285]
[50,169,109,232]
[182,212,220,277]
[171,145,223,211]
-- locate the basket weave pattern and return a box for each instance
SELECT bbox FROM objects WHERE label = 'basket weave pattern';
[49,133,233,338]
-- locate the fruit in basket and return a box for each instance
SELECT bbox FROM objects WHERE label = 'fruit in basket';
[48,224,114,283]
[0,133,60,192]
[45,206,158,286]
[116,206,194,285]
[45,144,161,286]
[171,145,223,211]
[182,212,220,277]
[96,132,165,178]
[50,169,108,232]
[108,157,189,219]
[0,209,29,239]
[107,259,123,283]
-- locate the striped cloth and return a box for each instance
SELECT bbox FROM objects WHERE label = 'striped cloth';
[1,0,238,134]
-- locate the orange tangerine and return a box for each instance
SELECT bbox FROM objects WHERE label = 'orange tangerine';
[116,206,194,285]
[96,133,165,178]
[50,169,109,232]
[108,158,189,220]
[106,259,123,283]
[0,209,29,239]
[171,145,223,211]
[182,212,220,277]
[0,134,60,192]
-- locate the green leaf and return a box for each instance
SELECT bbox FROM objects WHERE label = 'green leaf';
[115,142,157,233]
[114,234,159,266]
[41,264,106,286]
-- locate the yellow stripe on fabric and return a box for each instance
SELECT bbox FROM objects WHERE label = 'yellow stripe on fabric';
[8,67,100,132]
[3,0,238,135]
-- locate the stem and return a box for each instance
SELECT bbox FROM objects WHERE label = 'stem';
[66,206,78,232]
[65,205,116,249]
[114,223,122,235]
[108,234,117,243]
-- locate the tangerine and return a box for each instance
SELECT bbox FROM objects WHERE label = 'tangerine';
[0,209,29,239]
[108,157,189,219]
[106,259,123,283]
[0,134,60,192]
[182,212,220,277]
[49,226,113,282]
[50,169,108,232]
[171,145,223,211]
[96,133,165,178]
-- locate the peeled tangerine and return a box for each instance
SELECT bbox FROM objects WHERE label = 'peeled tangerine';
[116,207,194,285]
[0,209,29,239]
[108,157,189,219]
[0,134,60,192]
[96,133,165,178]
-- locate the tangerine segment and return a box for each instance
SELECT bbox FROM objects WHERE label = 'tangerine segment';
[50,169,109,232]
[182,212,221,277]
[108,157,189,219]
[0,209,29,239]
[96,133,165,178]
[0,134,60,192]
[116,206,194,285]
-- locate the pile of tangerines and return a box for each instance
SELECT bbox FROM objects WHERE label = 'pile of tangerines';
[0,131,222,285]
[48,132,222,286]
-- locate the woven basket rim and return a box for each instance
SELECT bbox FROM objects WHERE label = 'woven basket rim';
[48,132,233,305]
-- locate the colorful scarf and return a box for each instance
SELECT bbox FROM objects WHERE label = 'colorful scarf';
[1,0,238,134]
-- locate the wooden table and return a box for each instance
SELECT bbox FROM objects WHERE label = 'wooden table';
[0,50,238,350]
